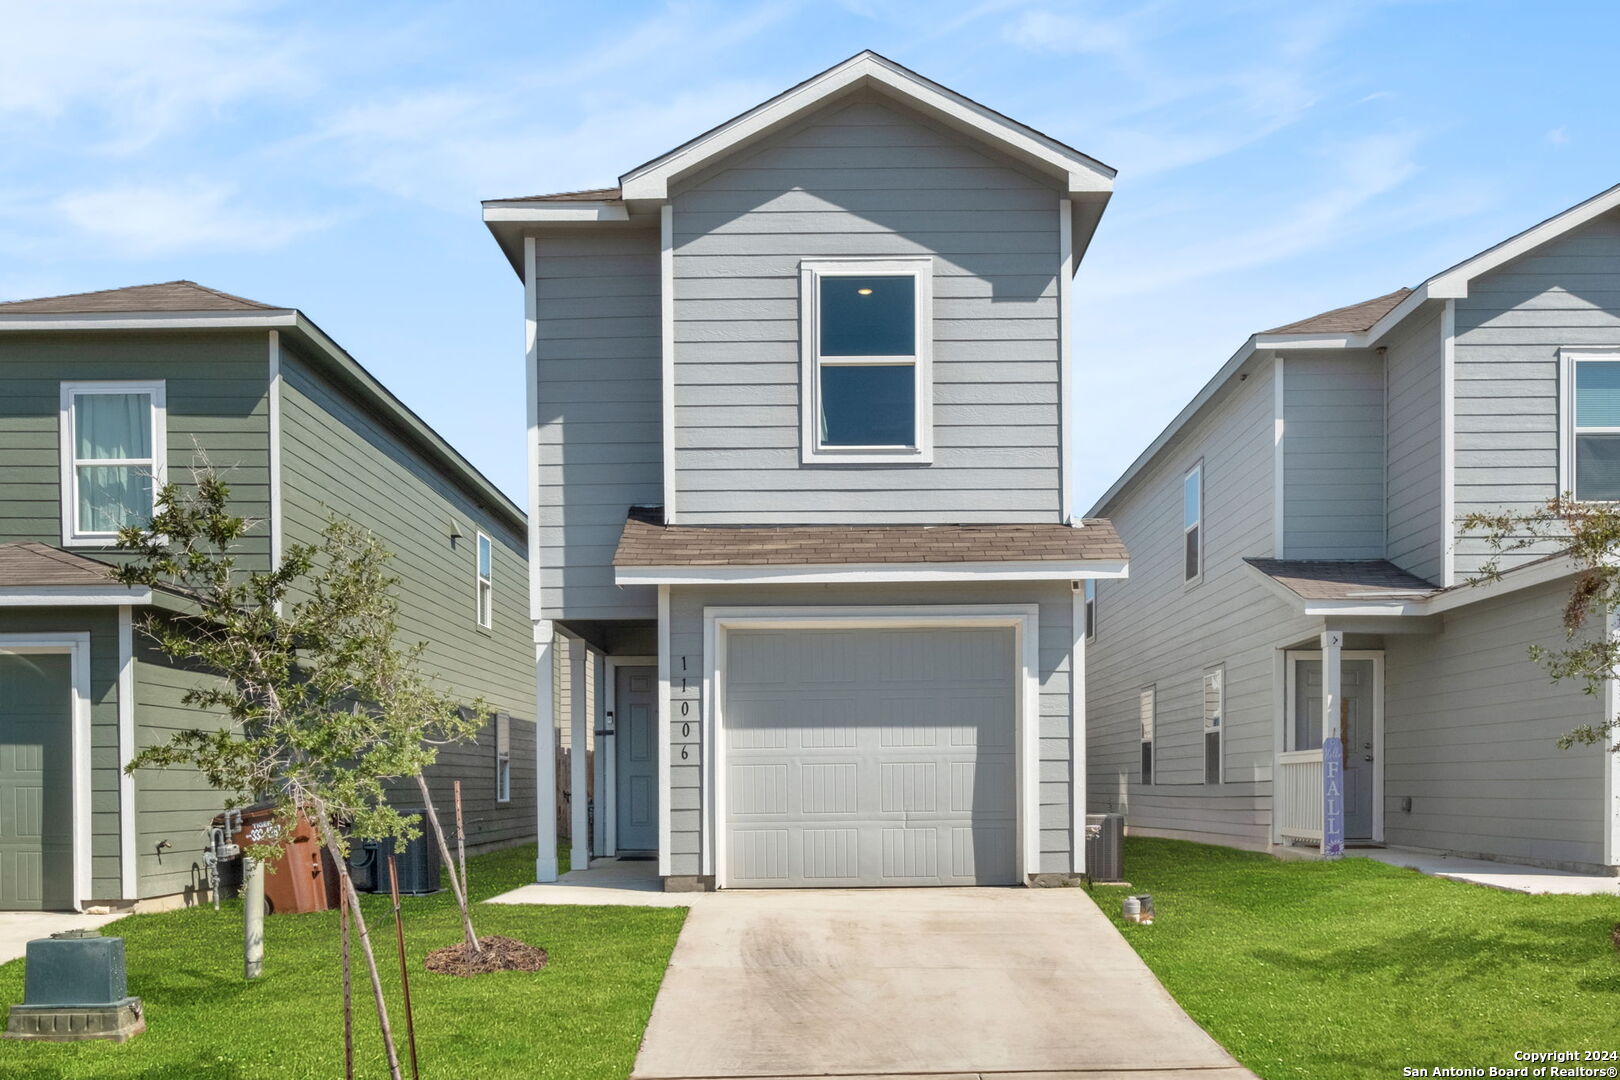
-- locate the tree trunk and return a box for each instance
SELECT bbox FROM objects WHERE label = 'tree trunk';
[412,773,480,954]
[315,810,403,1080]
[340,885,354,1080]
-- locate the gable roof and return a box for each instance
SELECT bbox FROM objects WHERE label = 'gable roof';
[1261,288,1412,335]
[0,280,280,314]
[0,283,524,534]
[1089,180,1620,518]
[1244,558,1437,601]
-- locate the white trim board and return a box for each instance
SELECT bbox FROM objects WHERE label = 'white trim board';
[117,607,137,900]
[656,585,673,876]
[0,586,151,606]
[660,204,677,523]
[267,331,284,572]
[617,559,1128,586]
[1058,196,1075,524]
[533,621,559,882]
[1069,583,1087,874]
[1441,299,1458,587]
[0,633,94,910]
[700,603,1042,889]
[525,235,545,622]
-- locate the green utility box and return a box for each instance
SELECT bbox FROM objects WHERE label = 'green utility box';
[4,931,144,1043]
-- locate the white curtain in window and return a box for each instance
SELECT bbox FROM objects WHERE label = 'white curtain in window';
[78,466,151,534]
[77,393,151,459]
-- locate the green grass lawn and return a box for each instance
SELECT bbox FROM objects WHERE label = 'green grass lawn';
[1088,838,1620,1080]
[0,845,686,1080]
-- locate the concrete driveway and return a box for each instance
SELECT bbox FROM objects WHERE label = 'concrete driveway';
[632,886,1254,1080]
[0,911,128,966]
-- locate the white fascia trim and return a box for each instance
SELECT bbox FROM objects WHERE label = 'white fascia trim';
[1425,181,1620,299]
[0,310,297,333]
[620,52,1113,200]
[117,606,137,901]
[703,603,1043,888]
[616,560,1129,586]
[0,586,151,606]
[483,202,630,224]
[1058,197,1075,523]
[525,236,545,622]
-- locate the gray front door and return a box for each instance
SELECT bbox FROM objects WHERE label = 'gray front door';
[614,665,658,854]
[1293,658,1376,842]
[723,626,1017,888]
[0,653,74,910]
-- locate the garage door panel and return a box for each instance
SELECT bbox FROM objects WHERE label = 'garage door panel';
[724,625,1018,888]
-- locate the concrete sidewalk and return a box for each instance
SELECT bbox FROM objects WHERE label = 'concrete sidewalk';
[0,911,129,966]
[631,886,1254,1080]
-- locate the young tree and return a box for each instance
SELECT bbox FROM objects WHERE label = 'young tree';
[113,466,485,1080]
[1463,494,1620,751]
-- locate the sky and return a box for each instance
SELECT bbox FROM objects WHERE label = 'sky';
[5,0,1619,512]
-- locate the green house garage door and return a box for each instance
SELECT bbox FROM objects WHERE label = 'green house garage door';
[724,626,1017,888]
[0,653,74,910]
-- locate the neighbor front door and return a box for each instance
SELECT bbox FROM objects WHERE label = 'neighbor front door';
[614,665,658,854]
[0,653,75,910]
[1293,657,1377,842]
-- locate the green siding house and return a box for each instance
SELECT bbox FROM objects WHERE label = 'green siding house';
[0,281,535,912]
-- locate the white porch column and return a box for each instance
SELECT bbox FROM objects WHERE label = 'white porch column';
[593,649,607,858]
[534,620,559,882]
[570,639,590,868]
[1320,629,1345,858]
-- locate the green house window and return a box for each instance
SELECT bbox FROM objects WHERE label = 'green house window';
[61,381,165,545]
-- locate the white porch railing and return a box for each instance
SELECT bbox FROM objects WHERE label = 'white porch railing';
[1276,749,1324,843]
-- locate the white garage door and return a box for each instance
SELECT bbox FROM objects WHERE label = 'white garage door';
[723,625,1017,888]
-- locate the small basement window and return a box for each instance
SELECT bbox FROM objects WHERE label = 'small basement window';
[476,533,494,629]
[1139,686,1155,785]
[494,712,511,804]
[1203,666,1224,785]
[800,259,932,463]
[1083,579,1097,641]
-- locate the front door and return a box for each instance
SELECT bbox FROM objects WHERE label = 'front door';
[1293,657,1377,842]
[614,665,658,854]
[0,653,74,910]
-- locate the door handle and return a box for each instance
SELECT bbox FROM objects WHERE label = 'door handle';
[1363,754,1374,762]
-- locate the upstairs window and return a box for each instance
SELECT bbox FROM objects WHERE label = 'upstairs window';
[1183,461,1203,582]
[1567,353,1620,500]
[476,532,494,629]
[1203,666,1224,785]
[1139,686,1155,785]
[60,381,165,545]
[800,259,932,463]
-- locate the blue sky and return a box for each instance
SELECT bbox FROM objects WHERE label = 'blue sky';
[5,1,1618,510]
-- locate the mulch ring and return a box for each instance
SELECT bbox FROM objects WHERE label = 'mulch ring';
[424,936,548,976]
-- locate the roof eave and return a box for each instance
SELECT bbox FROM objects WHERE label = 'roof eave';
[615,558,1130,586]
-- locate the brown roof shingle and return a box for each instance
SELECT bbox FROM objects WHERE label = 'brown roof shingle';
[614,508,1128,568]
[1262,288,1413,335]
[0,543,122,588]
[482,187,623,204]
[1245,558,1437,601]
[0,280,279,315]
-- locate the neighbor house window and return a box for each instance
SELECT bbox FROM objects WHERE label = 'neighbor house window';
[476,533,494,629]
[1203,666,1224,785]
[800,259,932,463]
[1566,353,1620,500]
[1139,687,1155,785]
[494,712,512,803]
[1083,579,1097,641]
[60,381,165,545]
[1183,461,1203,581]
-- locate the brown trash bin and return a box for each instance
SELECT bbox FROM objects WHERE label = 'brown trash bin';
[229,807,341,914]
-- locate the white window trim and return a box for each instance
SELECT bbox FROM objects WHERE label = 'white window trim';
[1203,665,1224,785]
[1083,578,1097,642]
[1139,685,1156,786]
[494,712,512,804]
[703,605,1039,887]
[1183,459,1204,584]
[475,532,494,629]
[1559,348,1620,501]
[799,257,934,464]
[59,380,167,548]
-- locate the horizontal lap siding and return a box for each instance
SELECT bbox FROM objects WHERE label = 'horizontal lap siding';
[1384,306,1445,582]
[670,95,1063,524]
[535,231,662,619]
[1088,371,1318,848]
[666,582,1075,877]
[1455,210,1620,574]
[0,331,270,564]
[0,609,123,899]
[1282,350,1385,558]
[1383,580,1607,869]
[279,349,536,848]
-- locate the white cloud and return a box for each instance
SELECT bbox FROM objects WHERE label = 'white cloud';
[53,180,334,258]
[1547,126,1570,146]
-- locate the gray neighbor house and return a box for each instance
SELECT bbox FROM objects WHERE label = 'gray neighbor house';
[0,281,536,912]
[1086,185,1620,876]
[484,52,1130,889]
